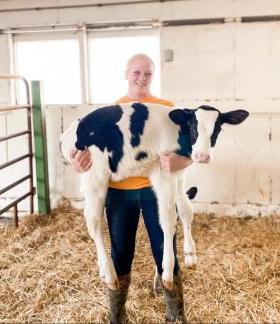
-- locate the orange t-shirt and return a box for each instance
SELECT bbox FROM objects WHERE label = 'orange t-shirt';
[109,95,174,190]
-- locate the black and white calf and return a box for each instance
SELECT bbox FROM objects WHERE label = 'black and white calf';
[60,103,249,290]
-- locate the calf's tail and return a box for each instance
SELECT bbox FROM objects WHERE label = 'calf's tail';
[186,187,197,200]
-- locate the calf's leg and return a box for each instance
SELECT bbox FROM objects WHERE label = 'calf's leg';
[82,172,118,290]
[176,178,197,269]
[150,169,177,290]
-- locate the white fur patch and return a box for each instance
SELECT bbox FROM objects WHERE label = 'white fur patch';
[192,109,219,155]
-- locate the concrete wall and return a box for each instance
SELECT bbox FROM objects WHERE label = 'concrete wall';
[161,20,280,216]
[0,0,279,216]
[1,0,280,27]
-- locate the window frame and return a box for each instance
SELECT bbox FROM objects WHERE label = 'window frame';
[11,25,160,106]
[13,30,85,105]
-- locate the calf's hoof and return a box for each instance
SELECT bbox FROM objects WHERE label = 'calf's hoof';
[100,260,119,290]
[163,279,173,290]
[162,270,174,290]
[184,252,197,270]
[107,279,119,291]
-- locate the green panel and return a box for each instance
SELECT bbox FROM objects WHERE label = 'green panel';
[31,80,50,214]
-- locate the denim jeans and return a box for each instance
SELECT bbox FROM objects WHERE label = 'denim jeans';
[105,187,180,276]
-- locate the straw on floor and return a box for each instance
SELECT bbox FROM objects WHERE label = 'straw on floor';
[0,204,279,323]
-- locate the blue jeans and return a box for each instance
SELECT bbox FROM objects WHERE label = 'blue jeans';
[105,187,180,276]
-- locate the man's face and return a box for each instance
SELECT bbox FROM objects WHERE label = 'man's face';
[125,58,154,98]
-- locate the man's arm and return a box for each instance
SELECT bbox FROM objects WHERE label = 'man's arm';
[70,149,92,173]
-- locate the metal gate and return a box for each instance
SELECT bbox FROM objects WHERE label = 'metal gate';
[0,75,35,227]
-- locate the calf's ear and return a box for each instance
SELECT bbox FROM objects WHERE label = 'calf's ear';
[169,109,192,125]
[220,109,249,125]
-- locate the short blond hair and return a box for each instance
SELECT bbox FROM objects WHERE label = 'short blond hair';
[125,53,155,73]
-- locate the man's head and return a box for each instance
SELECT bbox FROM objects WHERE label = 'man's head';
[125,53,154,100]
[169,105,249,163]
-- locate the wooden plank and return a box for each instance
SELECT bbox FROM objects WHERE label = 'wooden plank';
[31,80,50,214]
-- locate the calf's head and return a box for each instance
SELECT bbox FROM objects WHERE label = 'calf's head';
[169,105,249,163]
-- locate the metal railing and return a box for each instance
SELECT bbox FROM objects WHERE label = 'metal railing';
[0,75,35,227]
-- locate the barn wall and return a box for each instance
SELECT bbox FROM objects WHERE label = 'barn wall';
[160,20,280,216]
[1,0,280,28]
[0,0,279,216]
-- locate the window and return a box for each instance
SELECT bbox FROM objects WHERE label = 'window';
[15,38,82,105]
[88,34,160,104]
[13,29,160,105]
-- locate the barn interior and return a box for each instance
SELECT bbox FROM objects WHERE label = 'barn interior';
[0,0,279,322]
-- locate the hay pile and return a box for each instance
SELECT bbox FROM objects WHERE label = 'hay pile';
[0,206,279,323]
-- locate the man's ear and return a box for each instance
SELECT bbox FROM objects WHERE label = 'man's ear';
[220,109,249,125]
[169,109,193,125]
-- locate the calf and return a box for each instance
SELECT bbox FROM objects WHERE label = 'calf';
[60,103,249,290]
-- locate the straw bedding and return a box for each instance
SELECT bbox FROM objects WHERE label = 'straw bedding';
[0,204,279,323]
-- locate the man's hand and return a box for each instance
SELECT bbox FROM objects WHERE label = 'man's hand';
[160,152,193,173]
[70,149,92,173]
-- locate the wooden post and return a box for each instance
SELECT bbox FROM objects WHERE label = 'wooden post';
[31,80,50,214]
[13,204,18,228]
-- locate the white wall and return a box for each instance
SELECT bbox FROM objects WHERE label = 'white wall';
[1,0,280,27]
[161,20,280,216]
[0,0,279,216]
